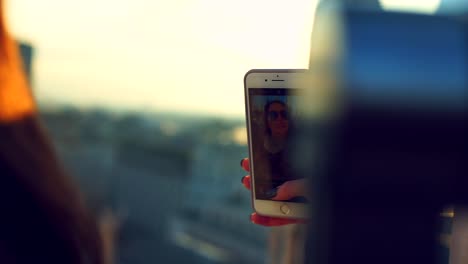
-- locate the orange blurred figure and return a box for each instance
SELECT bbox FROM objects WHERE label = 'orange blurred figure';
[0,2,35,122]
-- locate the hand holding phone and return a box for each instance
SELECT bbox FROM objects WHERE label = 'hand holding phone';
[244,69,309,219]
[240,158,308,226]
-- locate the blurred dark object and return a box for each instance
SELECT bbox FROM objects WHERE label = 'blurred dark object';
[18,42,33,85]
[299,3,468,264]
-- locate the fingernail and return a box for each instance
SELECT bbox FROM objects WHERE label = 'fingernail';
[241,175,246,184]
[240,158,245,167]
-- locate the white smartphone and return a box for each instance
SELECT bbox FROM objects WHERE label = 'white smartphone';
[244,69,309,219]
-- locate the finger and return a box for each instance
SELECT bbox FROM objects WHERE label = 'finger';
[240,158,250,172]
[241,175,251,190]
[271,183,293,201]
[272,179,308,201]
[250,213,307,226]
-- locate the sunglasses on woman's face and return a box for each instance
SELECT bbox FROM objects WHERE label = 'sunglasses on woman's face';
[268,110,289,121]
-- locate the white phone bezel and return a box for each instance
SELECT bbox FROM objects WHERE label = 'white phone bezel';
[245,70,309,219]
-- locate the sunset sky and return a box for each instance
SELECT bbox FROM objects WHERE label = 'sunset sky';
[5,0,442,117]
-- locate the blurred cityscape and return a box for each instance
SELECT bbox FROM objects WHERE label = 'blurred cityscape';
[16,39,271,264]
[39,105,269,264]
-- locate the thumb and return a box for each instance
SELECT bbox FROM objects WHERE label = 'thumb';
[271,179,308,201]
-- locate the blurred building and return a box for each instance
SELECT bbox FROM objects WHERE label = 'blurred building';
[18,42,34,85]
[169,138,268,264]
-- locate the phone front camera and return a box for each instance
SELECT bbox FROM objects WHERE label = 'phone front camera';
[265,79,268,82]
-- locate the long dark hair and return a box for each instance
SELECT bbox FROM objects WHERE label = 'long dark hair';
[0,2,103,263]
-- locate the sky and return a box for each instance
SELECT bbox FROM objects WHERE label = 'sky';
[5,0,317,117]
[5,0,445,117]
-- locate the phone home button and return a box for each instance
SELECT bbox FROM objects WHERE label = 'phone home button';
[280,204,290,215]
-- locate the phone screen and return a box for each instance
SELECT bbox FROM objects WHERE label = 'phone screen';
[248,88,306,203]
